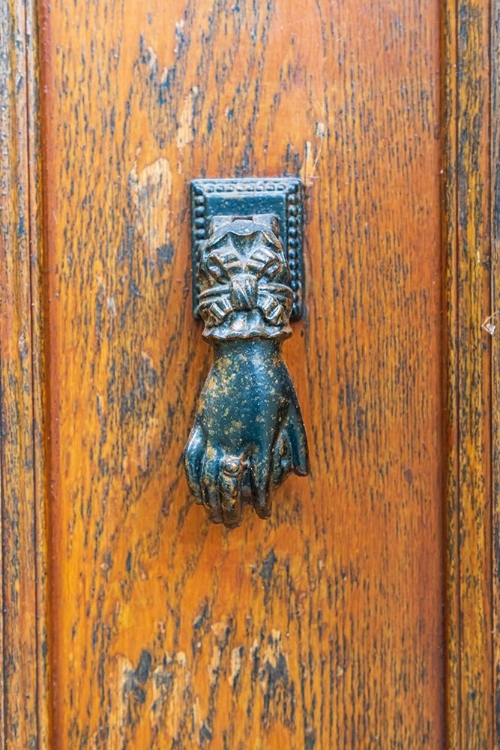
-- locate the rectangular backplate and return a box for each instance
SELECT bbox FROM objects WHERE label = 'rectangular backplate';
[190,177,304,320]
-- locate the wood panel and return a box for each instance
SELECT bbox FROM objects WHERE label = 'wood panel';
[491,0,500,747]
[443,0,495,746]
[39,1,445,747]
[2,0,496,746]
[0,0,49,747]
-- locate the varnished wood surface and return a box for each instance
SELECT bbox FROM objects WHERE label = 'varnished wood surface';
[493,3,500,747]
[0,0,49,747]
[491,0,500,747]
[442,3,460,743]
[1,0,497,746]
[443,0,496,746]
[38,1,446,747]
[0,2,499,749]
[3,0,499,746]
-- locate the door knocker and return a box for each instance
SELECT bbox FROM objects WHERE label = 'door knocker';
[185,178,309,527]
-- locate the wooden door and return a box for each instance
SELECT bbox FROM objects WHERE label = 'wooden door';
[1,0,497,747]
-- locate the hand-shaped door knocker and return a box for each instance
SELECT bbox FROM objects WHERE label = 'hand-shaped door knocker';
[185,178,309,527]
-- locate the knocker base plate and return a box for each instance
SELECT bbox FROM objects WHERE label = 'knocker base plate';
[191,177,304,321]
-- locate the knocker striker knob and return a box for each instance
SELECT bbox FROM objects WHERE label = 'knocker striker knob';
[185,178,309,528]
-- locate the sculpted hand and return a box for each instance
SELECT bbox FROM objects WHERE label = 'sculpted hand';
[184,340,308,527]
[185,211,309,527]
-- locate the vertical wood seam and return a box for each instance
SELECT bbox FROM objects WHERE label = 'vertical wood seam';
[25,0,50,744]
[22,4,41,747]
[443,0,460,745]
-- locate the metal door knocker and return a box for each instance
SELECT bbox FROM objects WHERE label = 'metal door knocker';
[185,178,309,527]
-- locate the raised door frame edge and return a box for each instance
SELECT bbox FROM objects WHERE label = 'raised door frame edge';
[443,0,499,747]
[0,0,50,746]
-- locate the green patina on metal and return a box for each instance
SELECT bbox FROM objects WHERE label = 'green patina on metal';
[185,178,309,528]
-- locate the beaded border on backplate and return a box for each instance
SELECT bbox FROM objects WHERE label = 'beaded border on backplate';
[190,178,304,321]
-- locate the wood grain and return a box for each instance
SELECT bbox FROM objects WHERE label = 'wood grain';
[443,0,495,746]
[0,0,494,746]
[492,1,500,747]
[0,0,49,747]
[38,1,446,747]
[442,0,460,743]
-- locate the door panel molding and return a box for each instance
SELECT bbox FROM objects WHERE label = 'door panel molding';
[493,4,500,747]
[443,0,497,746]
[0,0,49,746]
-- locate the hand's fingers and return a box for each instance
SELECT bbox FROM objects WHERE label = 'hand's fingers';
[219,456,244,528]
[201,455,222,524]
[272,430,292,486]
[184,422,206,503]
[250,449,272,519]
[282,397,309,476]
